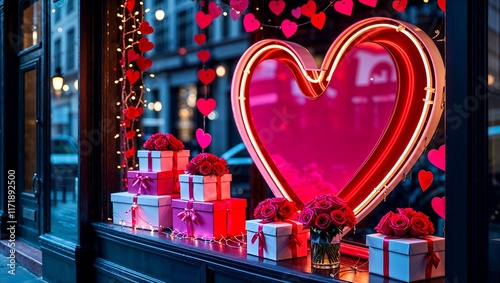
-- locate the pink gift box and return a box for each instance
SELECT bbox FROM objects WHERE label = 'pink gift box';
[179,174,232,201]
[127,170,181,195]
[138,150,190,172]
[246,219,308,261]
[172,199,227,239]
[225,198,247,237]
[366,233,445,282]
[111,192,179,230]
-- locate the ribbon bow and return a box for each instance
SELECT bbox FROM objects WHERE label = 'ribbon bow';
[425,238,441,278]
[251,223,266,257]
[132,173,151,195]
[177,200,197,236]
[288,233,303,248]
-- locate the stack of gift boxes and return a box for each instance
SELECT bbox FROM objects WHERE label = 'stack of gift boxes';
[172,153,247,239]
[111,133,189,230]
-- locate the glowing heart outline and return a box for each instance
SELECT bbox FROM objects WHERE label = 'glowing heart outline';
[231,17,445,223]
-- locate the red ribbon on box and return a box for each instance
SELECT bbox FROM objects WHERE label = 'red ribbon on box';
[188,175,194,199]
[147,151,153,172]
[285,220,302,258]
[177,200,197,237]
[132,173,151,195]
[251,223,266,257]
[383,236,441,280]
[172,151,179,193]
[216,176,222,200]
[125,195,139,228]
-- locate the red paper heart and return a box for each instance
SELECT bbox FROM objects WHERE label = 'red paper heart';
[269,0,286,16]
[231,17,444,219]
[196,98,217,116]
[291,7,301,19]
[229,9,241,21]
[136,56,152,71]
[311,12,326,30]
[359,0,378,7]
[198,68,216,85]
[392,0,408,13]
[194,34,207,45]
[127,49,140,62]
[438,0,445,12]
[243,13,261,32]
[230,0,249,13]
[126,69,140,84]
[138,38,154,52]
[208,2,222,19]
[301,0,316,18]
[431,196,445,219]
[139,21,154,34]
[281,19,298,38]
[196,128,212,149]
[418,170,434,192]
[334,0,354,16]
[196,11,213,29]
[428,144,445,171]
[125,0,135,13]
[197,50,210,63]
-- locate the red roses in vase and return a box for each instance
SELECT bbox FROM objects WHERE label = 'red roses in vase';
[375,207,435,237]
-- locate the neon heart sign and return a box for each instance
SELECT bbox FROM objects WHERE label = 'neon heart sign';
[231,17,444,222]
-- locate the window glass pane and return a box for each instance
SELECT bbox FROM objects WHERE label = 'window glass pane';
[21,0,41,50]
[488,1,500,281]
[24,69,37,193]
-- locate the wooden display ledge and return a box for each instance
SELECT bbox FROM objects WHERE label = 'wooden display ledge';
[92,223,445,283]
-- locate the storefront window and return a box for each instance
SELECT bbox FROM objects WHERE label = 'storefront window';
[21,0,42,50]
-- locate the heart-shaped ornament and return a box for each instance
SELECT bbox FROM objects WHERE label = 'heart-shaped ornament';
[438,0,445,12]
[301,0,316,18]
[281,20,298,38]
[243,13,261,32]
[198,68,216,85]
[359,0,378,7]
[194,34,207,45]
[127,49,140,62]
[136,56,152,71]
[269,0,286,16]
[197,98,217,116]
[229,9,241,21]
[208,2,222,19]
[196,128,212,149]
[431,196,445,219]
[138,37,154,52]
[418,170,434,192]
[197,50,210,63]
[291,7,301,19]
[196,11,213,29]
[428,144,445,171]
[139,21,154,34]
[311,12,326,30]
[334,0,354,16]
[126,69,140,84]
[125,0,135,13]
[230,0,249,13]
[231,17,444,222]
[392,0,408,13]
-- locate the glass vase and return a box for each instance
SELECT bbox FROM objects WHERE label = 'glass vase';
[310,231,341,269]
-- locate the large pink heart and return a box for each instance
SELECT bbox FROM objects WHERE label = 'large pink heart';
[231,17,445,222]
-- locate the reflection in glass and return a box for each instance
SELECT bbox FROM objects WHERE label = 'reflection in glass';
[24,69,37,193]
[21,0,42,50]
[50,0,79,242]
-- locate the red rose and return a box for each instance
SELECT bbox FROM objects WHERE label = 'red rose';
[149,133,165,141]
[314,199,333,213]
[206,153,218,163]
[425,218,435,234]
[330,210,346,226]
[218,157,228,167]
[343,206,357,227]
[123,106,143,120]
[165,133,184,151]
[185,162,198,175]
[314,213,332,230]
[125,147,135,158]
[397,207,417,219]
[253,200,268,219]
[375,211,395,235]
[189,154,204,165]
[327,194,346,210]
[212,161,228,176]
[143,139,155,150]
[154,138,168,150]
[271,198,287,206]
[278,201,297,220]
[389,214,410,236]
[198,161,213,175]
[409,215,432,237]
[260,203,277,221]
[125,130,136,140]
[298,208,316,229]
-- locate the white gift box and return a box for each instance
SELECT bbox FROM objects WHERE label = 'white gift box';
[138,150,190,172]
[366,233,445,282]
[111,192,178,230]
[246,219,307,261]
[179,174,231,202]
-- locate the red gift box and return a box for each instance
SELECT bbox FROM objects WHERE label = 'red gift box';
[127,170,181,195]
[172,199,227,239]
[225,198,247,237]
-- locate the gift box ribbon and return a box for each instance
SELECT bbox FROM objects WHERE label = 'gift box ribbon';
[188,175,194,199]
[132,173,151,195]
[125,195,139,228]
[251,223,266,257]
[177,200,197,237]
[383,236,441,280]
[285,220,302,258]
[216,176,222,200]
[172,151,180,193]
[147,151,153,172]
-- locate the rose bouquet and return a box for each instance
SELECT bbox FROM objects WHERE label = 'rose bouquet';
[375,207,435,237]
[185,152,229,176]
[143,133,184,151]
[298,194,356,269]
[253,197,298,223]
